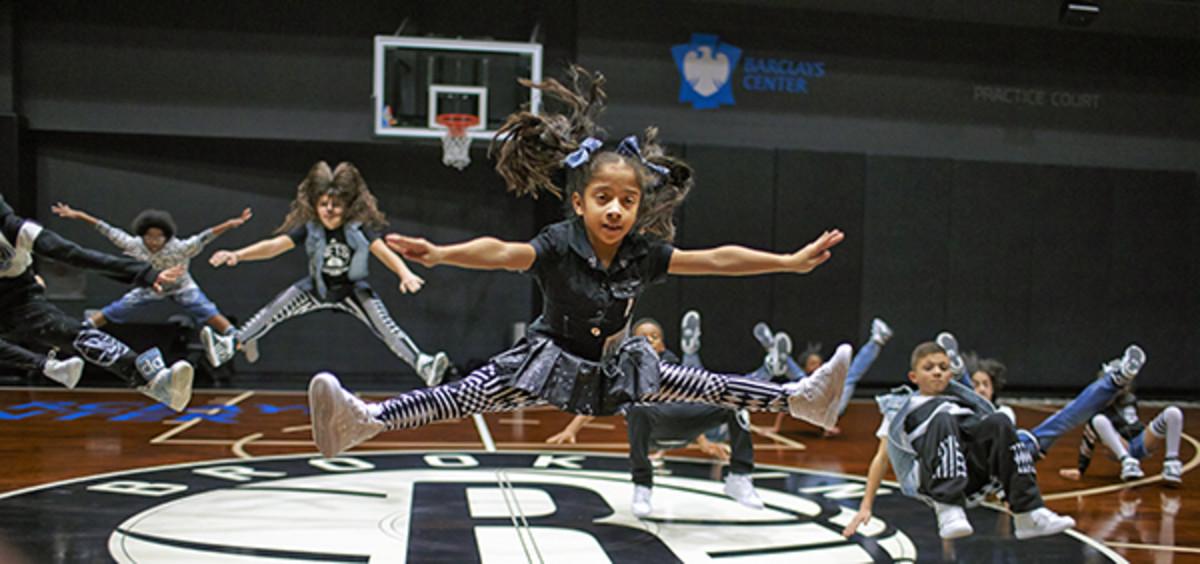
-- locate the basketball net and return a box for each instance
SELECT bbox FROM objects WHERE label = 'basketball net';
[435,114,479,171]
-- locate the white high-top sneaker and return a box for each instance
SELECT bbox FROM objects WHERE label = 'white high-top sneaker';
[631,485,653,518]
[765,332,792,377]
[43,354,84,389]
[416,352,449,387]
[935,332,964,375]
[1163,458,1182,486]
[137,360,194,412]
[680,310,702,356]
[308,372,384,458]
[752,322,774,351]
[783,343,851,430]
[934,501,974,539]
[199,326,236,367]
[870,318,893,345]
[1120,456,1145,481]
[723,474,765,510]
[1013,507,1075,540]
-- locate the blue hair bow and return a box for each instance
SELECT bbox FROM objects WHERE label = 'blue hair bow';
[616,136,671,177]
[562,137,602,169]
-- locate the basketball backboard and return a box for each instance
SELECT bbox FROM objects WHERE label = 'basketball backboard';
[373,36,543,141]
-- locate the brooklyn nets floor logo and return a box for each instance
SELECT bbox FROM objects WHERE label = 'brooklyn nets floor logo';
[0,451,1122,563]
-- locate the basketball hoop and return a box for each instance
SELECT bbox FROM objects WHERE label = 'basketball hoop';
[435,113,480,171]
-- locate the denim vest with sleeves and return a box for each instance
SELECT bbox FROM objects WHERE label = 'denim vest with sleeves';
[876,379,995,499]
[304,221,371,300]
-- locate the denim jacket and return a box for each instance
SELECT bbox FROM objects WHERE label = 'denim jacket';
[876,379,995,499]
[304,221,371,300]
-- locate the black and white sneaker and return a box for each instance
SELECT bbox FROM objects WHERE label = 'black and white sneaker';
[680,310,702,356]
[765,332,792,377]
[936,332,964,375]
[752,322,774,351]
[870,318,893,345]
[416,352,448,387]
[200,326,236,367]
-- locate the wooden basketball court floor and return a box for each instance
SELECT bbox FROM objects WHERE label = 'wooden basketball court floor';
[0,383,1196,563]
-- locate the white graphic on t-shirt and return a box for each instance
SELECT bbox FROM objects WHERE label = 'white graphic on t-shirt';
[323,239,351,277]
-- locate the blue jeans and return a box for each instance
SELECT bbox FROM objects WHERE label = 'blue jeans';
[837,340,881,414]
[102,286,221,324]
[1020,370,1123,458]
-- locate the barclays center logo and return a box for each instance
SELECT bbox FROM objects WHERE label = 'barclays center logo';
[673,34,827,110]
[672,33,742,109]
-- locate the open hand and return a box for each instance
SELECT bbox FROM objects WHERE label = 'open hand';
[152,265,186,292]
[230,208,253,227]
[842,508,872,538]
[385,233,441,267]
[398,274,425,294]
[50,202,82,220]
[787,229,845,274]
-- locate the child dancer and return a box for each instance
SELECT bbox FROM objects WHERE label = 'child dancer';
[1060,377,1184,485]
[308,67,852,459]
[0,194,193,410]
[205,161,449,386]
[51,203,250,338]
[843,341,1074,541]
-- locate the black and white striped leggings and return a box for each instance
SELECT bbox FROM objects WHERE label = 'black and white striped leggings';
[376,361,791,431]
[237,284,426,368]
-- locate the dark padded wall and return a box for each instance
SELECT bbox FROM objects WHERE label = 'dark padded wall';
[859,158,1198,395]
[5,1,1198,396]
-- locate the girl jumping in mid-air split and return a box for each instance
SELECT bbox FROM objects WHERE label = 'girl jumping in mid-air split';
[307,67,853,458]
[204,161,449,386]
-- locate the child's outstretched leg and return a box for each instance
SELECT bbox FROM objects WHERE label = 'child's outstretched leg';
[346,287,449,386]
[1020,344,1145,458]
[643,343,852,431]
[24,304,192,410]
[309,365,543,457]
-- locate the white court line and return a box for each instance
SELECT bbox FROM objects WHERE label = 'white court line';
[150,390,256,444]
[475,413,496,452]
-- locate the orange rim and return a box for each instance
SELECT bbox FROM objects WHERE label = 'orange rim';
[435,113,480,136]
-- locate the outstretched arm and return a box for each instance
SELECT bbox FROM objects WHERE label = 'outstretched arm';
[209,234,294,267]
[668,229,844,276]
[209,208,253,237]
[370,238,424,294]
[843,438,890,538]
[386,233,536,272]
[50,202,102,227]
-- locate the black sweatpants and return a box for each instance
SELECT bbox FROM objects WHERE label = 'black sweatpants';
[625,403,754,487]
[0,292,145,386]
[912,410,1043,512]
